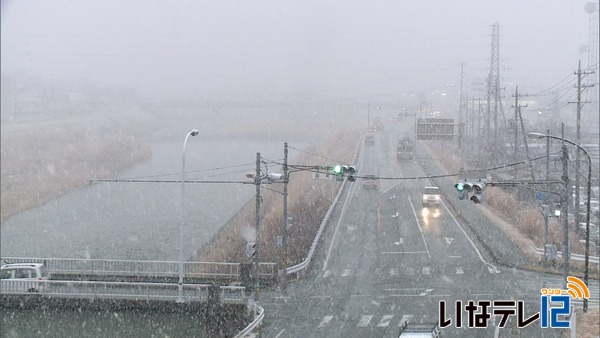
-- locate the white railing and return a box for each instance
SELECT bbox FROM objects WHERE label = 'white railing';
[0,280,246,304]
[1,257,277,281]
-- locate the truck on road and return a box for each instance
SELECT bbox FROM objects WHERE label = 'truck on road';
[397,137,414,160]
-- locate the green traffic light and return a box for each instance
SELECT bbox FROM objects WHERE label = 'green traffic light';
[455,183,464,191]
[333,165,343,174]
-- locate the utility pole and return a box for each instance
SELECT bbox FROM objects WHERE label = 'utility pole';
[546,128,550,180]
[254,152,261,301]
[281,142,289,290]
[560,125,569,289]
[458,62,464,151]
[477,98,482,167]
[367,101,371,129]
[568,60,594,235]
[512,87,529,180]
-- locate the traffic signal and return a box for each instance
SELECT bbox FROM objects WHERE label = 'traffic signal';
[454,180,486,203]
[454,182,468,200]
[332,165,357,182]
[553,203,561,217]
[469,182,486,204]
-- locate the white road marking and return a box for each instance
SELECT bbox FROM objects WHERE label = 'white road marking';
[488,266,501,273]
[341,268,352,277]
[381,251,428,254]
[440,199,499,272]
[408,197,431,258]
[318,315,333,328]
[394,238,403,246]
[377,315,394,327]
[270,296,291,300]
[419,288,434,296]
[274,329,286,338]
[456,267,464,274]
[423,267,430,275]
[398,314,413,327]
[357,315,373,327]
[416,164,499,272]
[323,270,331,278]
[389,268,398,276]
[322,148,364,270]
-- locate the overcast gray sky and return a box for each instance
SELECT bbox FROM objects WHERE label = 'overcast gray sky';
[1,0,595,102]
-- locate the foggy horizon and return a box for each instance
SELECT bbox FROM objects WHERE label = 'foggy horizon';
[1,0,595,103]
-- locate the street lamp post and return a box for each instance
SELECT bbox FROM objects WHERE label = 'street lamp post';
[528,132,592,312]
[178,129,199,303]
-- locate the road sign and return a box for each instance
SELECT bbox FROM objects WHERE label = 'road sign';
[312,172,332,180]
[416,118,455,140]
[535,191,544,201]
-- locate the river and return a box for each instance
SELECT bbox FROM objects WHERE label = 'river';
[1,137,292,261]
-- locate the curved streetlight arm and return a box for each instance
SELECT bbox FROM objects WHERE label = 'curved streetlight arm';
[177,129,199,303]
[528,132,592,312]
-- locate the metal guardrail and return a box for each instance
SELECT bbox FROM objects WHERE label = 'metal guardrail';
[285,178,346,275]
[529,243,599,264]
[1,257,277,282]
[285,136,362,276]
[233,300,264,338]
[0,280,246,304]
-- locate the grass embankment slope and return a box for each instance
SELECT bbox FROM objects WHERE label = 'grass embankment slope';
[422,142,599,337]
[0,112,151,223]
[194,130,360,267]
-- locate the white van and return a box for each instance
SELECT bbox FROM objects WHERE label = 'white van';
[0,263,50,293]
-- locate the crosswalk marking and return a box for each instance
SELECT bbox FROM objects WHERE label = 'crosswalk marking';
[357,315,373,327]
[317,314,447,329]
[318,315,333,328]
[320,264,507,278]
[377,315,394,327]
[398,314,413,327]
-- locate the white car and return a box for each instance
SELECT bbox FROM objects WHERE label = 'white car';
[0,263,50,293]
[422,186,441,207]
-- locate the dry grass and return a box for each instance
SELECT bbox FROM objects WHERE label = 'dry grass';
[422,143,598,275]
[1,115,151,222]
[194,130,361,265]
[569,308,600,338]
